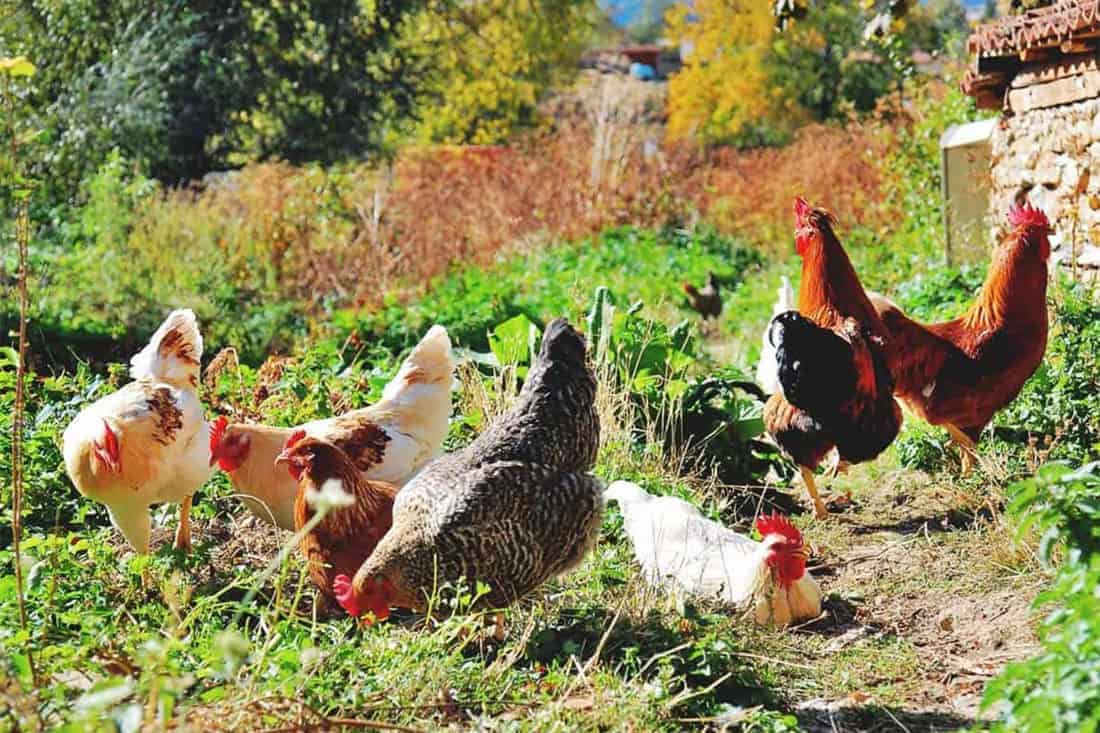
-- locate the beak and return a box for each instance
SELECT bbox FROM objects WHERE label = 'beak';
[274,450,291,468]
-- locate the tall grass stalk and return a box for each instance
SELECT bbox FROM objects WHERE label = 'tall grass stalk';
[3,63,36,684]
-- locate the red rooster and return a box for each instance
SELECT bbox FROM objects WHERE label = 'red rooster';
[870,203,1052,472]
[763,198,901,517]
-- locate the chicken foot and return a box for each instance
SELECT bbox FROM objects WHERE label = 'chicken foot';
[944,425,979,476]
[174,495,193,553]
[799,467,829,519]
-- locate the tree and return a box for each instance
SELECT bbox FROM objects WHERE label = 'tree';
[3,0,428,189]
[665,0,800,147]
[405,0,597,145]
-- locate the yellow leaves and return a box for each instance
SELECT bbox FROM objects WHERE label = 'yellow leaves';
[407,0,593,145]
[0,56,36,77]
[665,0,793,146]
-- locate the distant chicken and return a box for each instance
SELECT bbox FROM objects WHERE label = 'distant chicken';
[63,310,214,553]
[764,198,901,518]
[209,326,453,530]
[275,435,399,603]
[756,275,796,395]
[870,204,1052,472]
[333,319,603,624]
[607,481,821,626]
[684,272,722,324]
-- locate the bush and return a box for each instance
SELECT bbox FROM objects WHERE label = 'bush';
[338,226,763,355]
[983,461,1100,731]
[996,284,1100,464]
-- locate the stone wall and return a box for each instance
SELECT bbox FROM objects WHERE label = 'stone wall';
[989,95,1100,269]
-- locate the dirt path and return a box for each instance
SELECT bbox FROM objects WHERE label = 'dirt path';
[786,462,1045,732]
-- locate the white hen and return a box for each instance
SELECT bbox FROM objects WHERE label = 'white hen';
[606,481,822,627]
[209,325,455,530]
[756,275,796,396]
[63,310,214,553]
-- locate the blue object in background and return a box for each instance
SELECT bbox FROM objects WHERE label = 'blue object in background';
[630,62,657,81]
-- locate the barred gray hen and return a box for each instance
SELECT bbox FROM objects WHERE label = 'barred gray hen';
[333,318,603,622]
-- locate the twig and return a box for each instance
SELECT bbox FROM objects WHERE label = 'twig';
[666,672,733,711]
[882,706,912,733]
[636,641,693,678]
[560,603,621,700]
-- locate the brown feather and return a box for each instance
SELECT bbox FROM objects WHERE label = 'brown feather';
[291,437,398,601]
[874,225,1049,436]
[146,386,184,446]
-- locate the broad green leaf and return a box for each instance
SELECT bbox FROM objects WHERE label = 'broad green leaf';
[489,314,537,366]
[0,347,19,369]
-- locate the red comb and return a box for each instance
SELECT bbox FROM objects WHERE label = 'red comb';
[1007,202,1050,231]
[793,196,813,227]
[209,416,228,455]
[333,574,362,617]
[283,429,308,452]
[755,511,802,545]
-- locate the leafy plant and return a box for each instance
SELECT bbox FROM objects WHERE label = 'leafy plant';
[996,284,1100,464]
[983,462,1100,732]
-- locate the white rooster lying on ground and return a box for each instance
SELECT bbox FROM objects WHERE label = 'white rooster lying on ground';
[63,310,214,553]
[756,275,796,396]
[606,481,822,627]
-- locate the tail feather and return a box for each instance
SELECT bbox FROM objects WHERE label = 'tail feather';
[605,480,652,506]
[866,290,901,318]
[382,325,454,401]
[129,309,203,389]
[777,276,795,313]
[535,318,587,372]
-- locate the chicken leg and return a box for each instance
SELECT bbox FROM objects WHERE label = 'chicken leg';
[174,495,194,553]
[800,467,829,519]
[945,424,979,475]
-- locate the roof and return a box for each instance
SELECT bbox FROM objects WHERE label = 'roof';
[962,1,1100,110]
[969,1,1100,60]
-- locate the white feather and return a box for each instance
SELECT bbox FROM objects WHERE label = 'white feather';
[129,309,203,389]
[756,276,796,395]
[606,481,822,626]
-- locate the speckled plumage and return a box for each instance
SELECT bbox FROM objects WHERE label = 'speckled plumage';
[350,318,603,611]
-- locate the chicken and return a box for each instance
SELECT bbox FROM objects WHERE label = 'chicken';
[332,318,603,624]
[209,325,453,530]
[684,271,722,325]
[763,197,901,518]
[62,310,214,553]
[756,275,796,395]
[869,203,1052,473]
[606,481,821,627]
[274,435,399,603]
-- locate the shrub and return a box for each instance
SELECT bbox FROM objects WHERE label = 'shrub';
[996,284,1100,464]
[983,461,1100,731]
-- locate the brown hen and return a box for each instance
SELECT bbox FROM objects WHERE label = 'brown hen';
[275,434,399,604]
